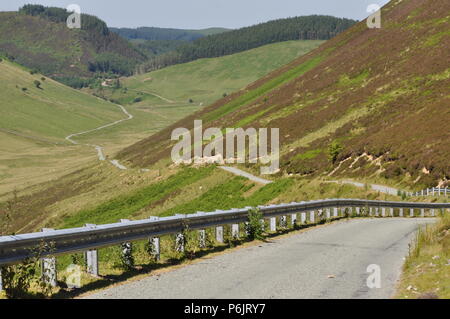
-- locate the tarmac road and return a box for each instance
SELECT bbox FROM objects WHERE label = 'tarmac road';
[85,218,432,299]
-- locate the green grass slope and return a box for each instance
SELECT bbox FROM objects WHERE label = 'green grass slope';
[118,0,450,189]
[0,59,125,142]
[123,40,324,106]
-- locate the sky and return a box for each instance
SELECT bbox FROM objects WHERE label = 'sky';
[0,0,391,29]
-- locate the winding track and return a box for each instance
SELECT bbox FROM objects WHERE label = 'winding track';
[85,218,432,299]
[65,104,133,169]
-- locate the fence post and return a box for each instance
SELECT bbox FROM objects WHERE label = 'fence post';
[269,217,277,232]
[84,224,99,277]
[216,226,224,243]
[41,228,57,288]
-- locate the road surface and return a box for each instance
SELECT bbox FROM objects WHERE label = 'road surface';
[85,218,432,299]
[328,180,399,195]
[219,166,272,185]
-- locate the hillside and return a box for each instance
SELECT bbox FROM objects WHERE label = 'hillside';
[0,58,126,193]
[118,0,450,188]
[139,15,356,72]
[0,6,145,84]
[120,40,324,106]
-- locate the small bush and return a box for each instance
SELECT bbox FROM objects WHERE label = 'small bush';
[34,80,42,89]
[245,208,265,241]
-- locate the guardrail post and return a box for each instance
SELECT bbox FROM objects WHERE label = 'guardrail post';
[420,209,425,218]
[399,208,404,217]
[430,209,435,217]
[326,208,331,219]
[381,207,386,217]
[280,216,287,228]
[232,224,240,239]
[148,237,160,261]
[41,228,57,288]
[198,229,206,248]
[120,220,134,266]
[390,207,394,217]
[410,208,414,217]
[84,224,99,277]
[355,207,360,216]
[333,207,338,218]
[0,268,3,291]
[176,233,185,252]
[301,212,307,224]
[216,226,224,243]
[291,213,297,226]
[310,211,315,223]
[269,218,276,232]
[369,207,373,216]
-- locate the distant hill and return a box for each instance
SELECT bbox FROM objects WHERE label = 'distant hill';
[139,15,356,72]
[0,5,146,86]
[111,26,231,59]
[119,0,450,188]
[123,40,324,106]
[110,26,230,41]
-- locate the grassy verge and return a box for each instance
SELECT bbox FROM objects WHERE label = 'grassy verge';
[396,210,450,299]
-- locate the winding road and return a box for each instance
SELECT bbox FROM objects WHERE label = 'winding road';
[85,218,432,299]
[65,103,133,169]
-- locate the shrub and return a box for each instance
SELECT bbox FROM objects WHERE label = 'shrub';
[245,208,265,240]
[328,141,343,163]
[34,80,42,89]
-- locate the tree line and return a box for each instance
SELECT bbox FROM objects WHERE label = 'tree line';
[139,15,356,73]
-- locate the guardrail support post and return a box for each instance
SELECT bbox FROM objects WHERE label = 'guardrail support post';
[176,233,185,252]
[120,220,134,266]
[269,218,276,232]
[84,224,99,277]
[381,207,386,217]
[390,207,394,217]
[199,230,206,248]
[41,228,57,288]
[216,226,224,243]
[291,214,297,226]
[399,208,404,217]
[280,216,287,228]
[410,208,414,217]
[301,212,307,224]
[430,209,435,217]
[326,208,331,219]
[149,237,160,261]
[333,208,338,218]
[420,208,425,218]
[310,211,315,223]
[232,224,240,239]
[0,268,3,291]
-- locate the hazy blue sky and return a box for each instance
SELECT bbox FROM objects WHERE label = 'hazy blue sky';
[1,0,390,29]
